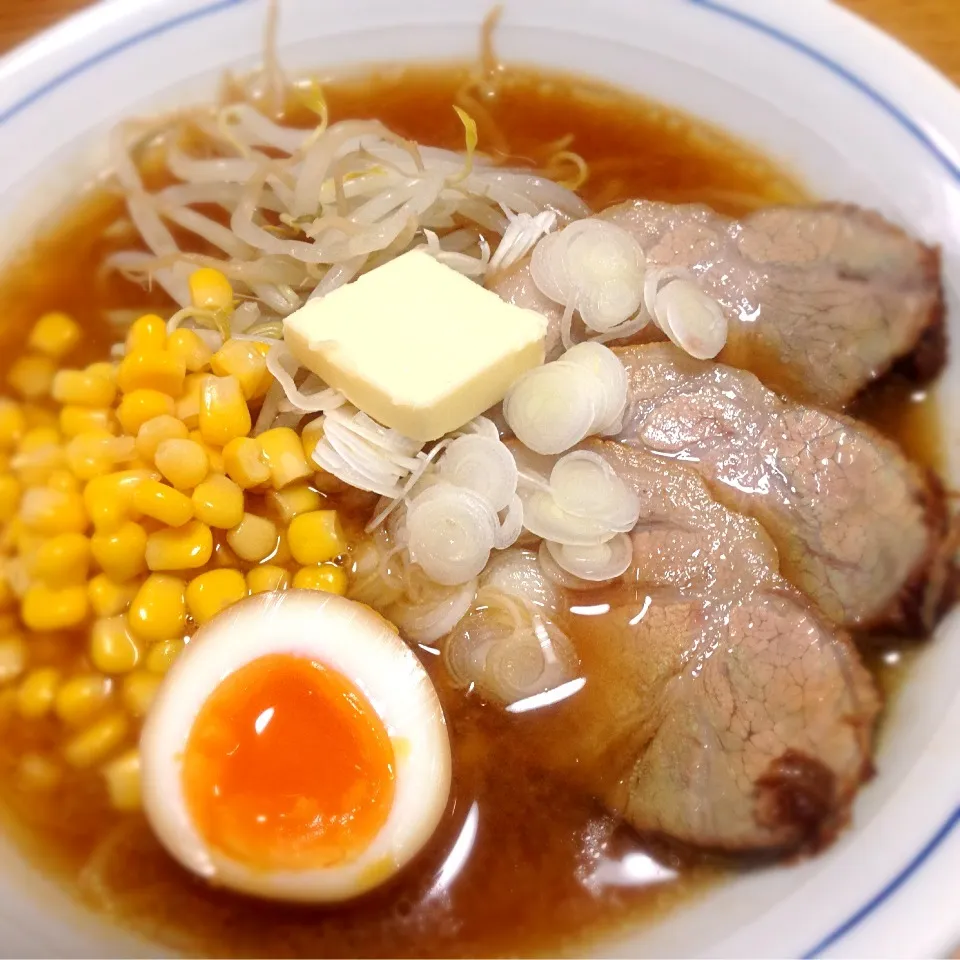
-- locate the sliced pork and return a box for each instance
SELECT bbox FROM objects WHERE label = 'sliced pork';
[491,201,943,408]
[454,454,879,855]
[565,444,878,852]
[614,343,944,629]
[552,590,878,853]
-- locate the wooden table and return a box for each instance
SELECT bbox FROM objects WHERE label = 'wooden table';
[1,0,960,86]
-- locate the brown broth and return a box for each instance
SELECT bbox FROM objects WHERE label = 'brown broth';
[0,62,942,958]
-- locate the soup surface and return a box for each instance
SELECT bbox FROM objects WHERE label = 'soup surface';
[0,63,940,958]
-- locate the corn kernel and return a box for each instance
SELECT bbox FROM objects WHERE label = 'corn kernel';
[16,753,61,791]
[117,389,176,435]
[176,372,208,429]
[46,466,76,488]
[248,341,274,398]
[102,748,141,811]
[186,568,247,624]
[117,350,186,397]
[125,314,167,354]
[14,525,44,561]
[66,433,134,480]
[189,267,234,313]
[23,412,62,438]
[191,473,244,529]
[132,479,193,527]
[211,339,268,399]
[91,616,142,674]
[18,425,60,453]
[272,528,292,566]
[87,361,117,383]
[168,328,214,373]
[293,563,348,595]
[154,438,208,489]
[63,711,128,768]
[88,574,139,618]
[121,670,160,717]
[20,487,87,536]
[59,405,117,439]
[90,522,147,582]
[7,353,56,399]
[0,400,26,449]
[146,638,184,674]
[205,443,224,473]
[199,375,251,447]
[128,574,186,642]
[267,482,322,523]
[0,560,24,603]
[0,475,20,523]
[247,564,290,594]
[28,311,81,359]
[83,468,157,530]
[187,430,225,474]
[21,405,58,431]
[55,674,111,725]
[0,634,26,684]
[213,539,241,568]
[51,369,116,407]
[226,513,278,563]
[46,469,78,494]
[135,414,188,462]
[145,519,212,571]
[288,510,346,565]
[30,532,91,586]
[222,436,270,489]
[17,667,60,718]
[21,583,89,630]
[258,427,311,489]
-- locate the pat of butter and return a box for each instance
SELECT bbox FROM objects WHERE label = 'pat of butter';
[283,250,548,441]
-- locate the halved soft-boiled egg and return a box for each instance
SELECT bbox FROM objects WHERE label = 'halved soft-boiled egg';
[140,590,451,903]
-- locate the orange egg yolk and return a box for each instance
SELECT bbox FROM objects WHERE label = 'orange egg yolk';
[182,654,396,871]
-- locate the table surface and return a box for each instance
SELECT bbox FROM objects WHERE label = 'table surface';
[1,0,959,953]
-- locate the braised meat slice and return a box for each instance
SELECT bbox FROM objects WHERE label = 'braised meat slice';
[613,343,944,629]
[457,447,879,855]
[589,439,784,596]
[552,590,878,853]
[491,201,943,407]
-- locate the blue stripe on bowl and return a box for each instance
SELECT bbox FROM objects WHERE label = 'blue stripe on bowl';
[689,0,960,183]
[0,0,958,956]
[0,0,252,126]
[802,807,960,957]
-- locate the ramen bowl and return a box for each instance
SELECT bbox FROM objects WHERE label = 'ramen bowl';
[0,1,959,957]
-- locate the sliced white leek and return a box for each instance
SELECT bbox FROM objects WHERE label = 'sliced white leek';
[439,435,518,513]
[560,342,628,435]
[530,218,645,333]
[502,360,603,455]
[549,451,640,532]
[518,488,617,546]
[544,534,633,582]
[406,483,498,586]
[387,579,478,645]
[653,278,728,360]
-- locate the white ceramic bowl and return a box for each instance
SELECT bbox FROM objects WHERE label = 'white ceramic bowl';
[1,1,959,956]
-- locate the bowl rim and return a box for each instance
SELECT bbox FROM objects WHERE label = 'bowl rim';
[1,1,960,957]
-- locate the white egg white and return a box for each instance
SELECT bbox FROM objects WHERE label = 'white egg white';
[139,590,452,903]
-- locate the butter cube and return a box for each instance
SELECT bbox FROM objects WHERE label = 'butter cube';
[283,251,548,441]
